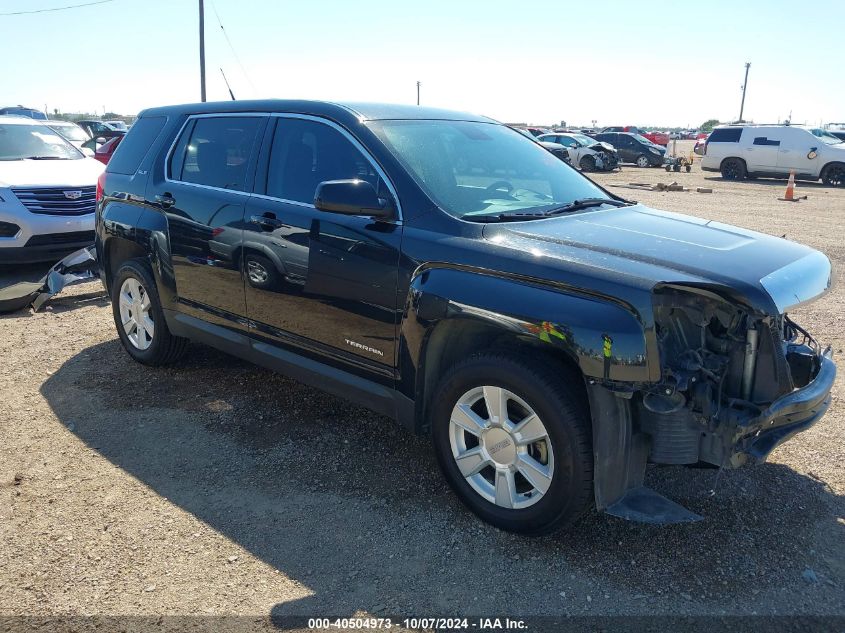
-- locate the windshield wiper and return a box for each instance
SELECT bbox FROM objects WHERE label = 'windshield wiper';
[23,155,68,160]
[466,199,631,222]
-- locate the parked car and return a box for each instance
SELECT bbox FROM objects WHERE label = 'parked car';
[0,106,47,121]
[700,124,845,186]
[0,116,104,263]
[105,120,129,132]
[693,136,708,156]
[538,132,619,171]
[46,120,92,150]
[75,119,123,141]
[93,135,124,165]
[593,132,666,167]
[601,126,669,146]
[512,128,570,164]
[97,100,834,534]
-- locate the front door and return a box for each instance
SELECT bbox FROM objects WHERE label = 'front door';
[147,114,266,322]
[777,128,819,176]
[244,115,402,370]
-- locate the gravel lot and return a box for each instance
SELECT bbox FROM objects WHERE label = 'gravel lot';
[1,150,843,628]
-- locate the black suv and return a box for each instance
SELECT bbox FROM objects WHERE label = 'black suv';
[96,100,835,534]
[593,131,666,167]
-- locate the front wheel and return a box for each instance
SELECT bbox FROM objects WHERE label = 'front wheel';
[579,155,596,171]
[430,353,593,535]
[635,154,651,168]
[822,163,845,187]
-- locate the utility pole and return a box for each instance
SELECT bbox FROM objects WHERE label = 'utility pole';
[199,0,207,102]
[416,81,421,106]
[738,62,750,123]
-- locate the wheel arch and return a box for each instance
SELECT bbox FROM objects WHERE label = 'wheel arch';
[719,155,747,171]
[821,160,845,181]
[397,265,654,433]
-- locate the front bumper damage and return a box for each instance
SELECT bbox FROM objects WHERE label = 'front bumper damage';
[587,318,836,525]
[731,349,835,463]
[0,246,99,313]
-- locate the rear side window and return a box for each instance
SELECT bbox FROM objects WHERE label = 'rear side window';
[708,128,742,143]
[107,116,166,175]
[753,137,780,146]
[169,116,263,191]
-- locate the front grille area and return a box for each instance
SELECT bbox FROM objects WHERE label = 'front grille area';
[12,186,96,216]
[0,221,20,237]
[25,231,95,247]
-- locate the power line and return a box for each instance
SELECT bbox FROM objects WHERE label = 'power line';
[0,0,115,16]
[208,0,256,94]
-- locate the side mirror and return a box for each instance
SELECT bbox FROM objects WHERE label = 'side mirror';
[80,147,95,157]
[96,137,107,144]
[314,179,394,219]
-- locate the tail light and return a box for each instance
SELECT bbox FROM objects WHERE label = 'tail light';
[96,171,105,203]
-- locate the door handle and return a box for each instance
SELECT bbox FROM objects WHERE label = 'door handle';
[155,193,175,208]
[250,213,284,230]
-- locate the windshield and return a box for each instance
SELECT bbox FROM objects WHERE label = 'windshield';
[631,134,659,147]
[107,121,128,131]
[368,120,610,219]
[49,123,89,142]
[810,128,843,145]
[0,123,82,160]
[571,133,596,146]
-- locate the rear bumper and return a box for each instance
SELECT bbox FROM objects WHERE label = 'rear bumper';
[733,350,836,464]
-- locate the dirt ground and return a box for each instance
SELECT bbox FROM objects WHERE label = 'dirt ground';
[1,147,844,629]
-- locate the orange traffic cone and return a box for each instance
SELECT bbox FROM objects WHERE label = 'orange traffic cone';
[781,170,797,201]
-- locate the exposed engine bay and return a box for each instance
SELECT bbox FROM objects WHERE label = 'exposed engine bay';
[644,287,830,468]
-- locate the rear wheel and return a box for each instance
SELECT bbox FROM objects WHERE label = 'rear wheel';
[720,157,747,180]
[430,353,593,535]
[112,259,187,365]
[822,163,845,187]
[635,154,651,168]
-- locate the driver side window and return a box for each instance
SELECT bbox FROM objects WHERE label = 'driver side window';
[265,118,380,204]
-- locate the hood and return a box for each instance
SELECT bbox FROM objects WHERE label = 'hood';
[482,204,831,314]
[0,157,104,188]
[589,141,617,153]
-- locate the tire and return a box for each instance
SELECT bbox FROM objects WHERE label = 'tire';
[430,352,593,535]
[579,155,596,171]
[635,154,651,168]
[244,252,280,289]
[111,258,188,366]
[720,157,747,180]
[822,162,845,187]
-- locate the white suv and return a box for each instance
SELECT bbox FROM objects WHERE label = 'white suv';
[700,124,845,186]
[0,116,104,264]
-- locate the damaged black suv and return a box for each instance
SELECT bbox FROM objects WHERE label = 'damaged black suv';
[96,101,836,535]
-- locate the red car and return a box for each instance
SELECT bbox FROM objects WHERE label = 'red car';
[600,126,669,146]
[94,135,123,165]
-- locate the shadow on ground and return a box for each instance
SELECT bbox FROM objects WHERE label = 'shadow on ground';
[40,340,845,619]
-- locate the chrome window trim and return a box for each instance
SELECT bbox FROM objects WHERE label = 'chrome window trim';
[163,112,268,196]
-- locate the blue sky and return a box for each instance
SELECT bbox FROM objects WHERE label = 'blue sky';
[1,0,842,127]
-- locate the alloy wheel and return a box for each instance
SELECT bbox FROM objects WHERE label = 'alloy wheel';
[247,259,269,284]
[824,166,845,187]
[636,155,650,168]
[449,386,554,510]
[118,277,154,350]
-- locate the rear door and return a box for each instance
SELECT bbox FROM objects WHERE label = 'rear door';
[741,126,779,171]
[147,113,267,324]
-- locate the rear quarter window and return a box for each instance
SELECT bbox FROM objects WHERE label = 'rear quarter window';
[106,116,167,175]
[707,128,742,143]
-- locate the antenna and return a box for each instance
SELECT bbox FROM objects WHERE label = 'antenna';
[220,68,236,100]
